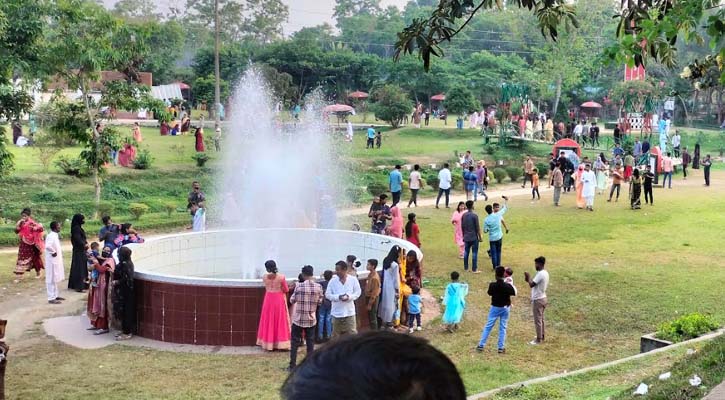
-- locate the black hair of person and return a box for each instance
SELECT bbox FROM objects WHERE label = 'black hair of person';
[280,331,467,400]
[450,271,459,281]
[382,246,400,270]
[534,256,546,266]
[265,260,278,274]
[405,213,416,238]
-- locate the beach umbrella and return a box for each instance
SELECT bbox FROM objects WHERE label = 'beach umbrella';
[581,101,602,108]
[347,91,369,99]
[323,104,355,113]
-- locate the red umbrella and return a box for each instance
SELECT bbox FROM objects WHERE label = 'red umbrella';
[347,91,369,99]
[581,101,602,108]
[323,104,354,113]
[174,81,191,90]
[431,93,446,101]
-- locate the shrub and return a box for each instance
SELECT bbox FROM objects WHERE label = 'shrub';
[485,144,497,155]
[656,313,719,343]
[163,202,177,217]
[49,211,68,226]
[32,191,61,203]
[535,162,549,179]
[366,181,388,197]
[55,156,88,177]
[425,173,439,189]
[451,172,463,190]
[97,202,114,219]
[505,166,522,182]
[493,168,508,184]
[345,187,365,204]
[104,182,136,200]
[133,149,153,170]
[192,153,210,167]
[128,203,150,220]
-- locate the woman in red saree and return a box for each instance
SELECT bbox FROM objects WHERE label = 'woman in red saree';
[14,208,44,282]
[87,247,115,334]
[181,117,191,134]
[194,127,205,152]
[256,260,291,351]
[118,143,137,167]
[160,121,169,136]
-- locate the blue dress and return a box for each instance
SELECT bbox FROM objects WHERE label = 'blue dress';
[442,282,468,325]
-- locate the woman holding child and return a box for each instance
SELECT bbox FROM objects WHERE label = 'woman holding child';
[87,247,115,335]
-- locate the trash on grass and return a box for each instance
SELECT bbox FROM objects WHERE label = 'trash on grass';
[658,372,671,380]
[633,383,649,395]
[689,375,702,387]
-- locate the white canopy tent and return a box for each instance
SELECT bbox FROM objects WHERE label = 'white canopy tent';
[151,84,183,101]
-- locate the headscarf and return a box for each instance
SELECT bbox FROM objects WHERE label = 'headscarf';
[382,245,400,270]
[71,214,85,227]
[115,246,135,288]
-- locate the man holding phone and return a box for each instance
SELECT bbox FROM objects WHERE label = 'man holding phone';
[325,261,361,337]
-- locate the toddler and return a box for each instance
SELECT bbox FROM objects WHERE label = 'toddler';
[407,287,423,333]
[504,267,517,296]
[86,242,101,287]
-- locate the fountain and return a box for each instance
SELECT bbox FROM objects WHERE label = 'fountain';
[129,69,422,346]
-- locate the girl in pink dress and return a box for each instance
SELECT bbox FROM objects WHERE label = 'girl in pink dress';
[451,202,466,258]
[387,206,404,238]
[256,260,291,351]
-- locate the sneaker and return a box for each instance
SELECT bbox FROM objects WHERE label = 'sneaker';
[55,297,66,301]
[416,326,422,331]
[409,328,414,334]
[498,348,506,354]
[528,340,539,345]
[48,299,61,304]
[475,345,484,352]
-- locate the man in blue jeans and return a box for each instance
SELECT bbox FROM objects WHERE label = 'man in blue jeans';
[484,196,509,269]
[477,266,516,354]
[389,165,403,206]
[460,200,482,273]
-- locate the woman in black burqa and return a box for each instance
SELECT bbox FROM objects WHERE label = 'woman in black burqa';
[68,214,88,292]
[113,246,136,340]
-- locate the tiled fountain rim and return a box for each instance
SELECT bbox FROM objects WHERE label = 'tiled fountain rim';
[126,228,422,288]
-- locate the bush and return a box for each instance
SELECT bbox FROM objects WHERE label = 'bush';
[128,203,150,220]
[505,166,522,182]
[345,187,365,204]
[493,168,508,184]
[97,201,114,219]
[425,173,439,189]
[0,128,15,178]
[133,149,153,170]
[535,162,549,179]
[192,153,210,167]
[32,191,61,203]
[656,313,719,343]
[163,202,177,217]
[104,182,136,200]
[366,181,388,197]
[451,172,463,190]
[55,156,88,177]
[485,144,497,155]
[49,211,68,226]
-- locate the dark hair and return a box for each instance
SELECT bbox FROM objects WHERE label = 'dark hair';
[495,266,505,278]
[667,152,671,157]
[633,168,640,178]
[297,273,305,283]
[406,250,421,281]
[468,166,474,172]
[450,271,459,281]
[382,246,400,270]
[301,265,314,277]
[379,194,388,201]
[281,331,466,400]
[368,259,378,267]
[120,223,132,235]
[395,165,401,169]
[405,213,416,238]
[465,200,474,210]
[505,267,513,276]
[414,164,420,171]
[412,286,420,295]
[534,256,546,266]
[443,163,449,168]
[21,207,31,216]
[335,260,348,271]
[346,255,357,264]
[323,270,333,281]
[90,241,99,249]
[50,221,60,231]
[265,260,278,274]
[484,204,493,214]
[102,216,112,225]
[71,214,85,227]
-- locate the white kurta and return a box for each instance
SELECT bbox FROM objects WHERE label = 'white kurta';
[581,170,597,199]
[44,231,64,283]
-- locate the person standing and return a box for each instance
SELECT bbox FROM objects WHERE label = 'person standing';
[435,163,452,209]
[132,122,143,143]
[581,164,597,211]
[368,195,391,234]
[187,181,206,209]
[112,247,137,341]
[404,213,421,248]
[364,260,381,331]
[194,127,205,152]
[389,165,403,206]
[326,261,361,337]
[476,266,516,354]
[629,169,643,209]
[633,138,642,159]
[190,203,206,232]
[408,164,422,207]
[451,202,467,259]
[671,131,681,157]
[681,147,691,180]
[68,214,88,292]
[13,208,44,282]
[460,201,482,273]
[551,162,563,206]
[643,165,655,205]
[531,169,540,200]
[623,152,634,181]
[289,265,323,371]
[607,164,624,202]
[463,166,477,201]
[484,197,508,269]
[521,155,534,188]
[475,161,489,201]
[590,122,600,147]
[441,271,468,332]
[702,154,712,186]
[661,152,674,189]
[256,260,291,350]
[524,256,549,345]
[366,125,375,149]
[44,221,65,304]
[378,248,401,328]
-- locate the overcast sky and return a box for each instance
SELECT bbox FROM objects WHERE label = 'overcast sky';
[100,0,408,34]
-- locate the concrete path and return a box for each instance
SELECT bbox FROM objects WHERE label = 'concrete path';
[704,381,725,400]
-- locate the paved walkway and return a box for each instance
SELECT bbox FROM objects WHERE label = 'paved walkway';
[704,380,725,400]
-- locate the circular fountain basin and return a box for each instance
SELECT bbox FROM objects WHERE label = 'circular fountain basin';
[128,229,422,346]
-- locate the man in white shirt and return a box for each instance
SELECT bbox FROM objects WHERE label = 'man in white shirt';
[671,131,681,157]
[44,221,65,304]
[190,204,206,232]
[573,122,583,144]
[435,163,452,209]
[581,163,597,211]
[325,261,361,337]
[407,164,422,208]
[524,256,550,345]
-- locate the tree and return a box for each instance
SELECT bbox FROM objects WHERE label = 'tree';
[445,85,480,115]
[113,0,161,21]
[334,0,381,21]
[137,21,185,85]
[184,0,288,43]
[370,84,412,128]
[193,74,230,106]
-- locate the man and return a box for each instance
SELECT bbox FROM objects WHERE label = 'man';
[551,162,563,206]
[702,154,712,186]
[581,120,591,147]
[463,167,477,201]
[612,143,624,158]
[633,138,642,159]
[524,256,549,345]
[44,221,65,305]
[408,164,422,207]
[613,124,621,144]
[435,163,452,209]
[289,265,323,371]
[589,122,600,147]
[521,155,534,188]
[483,196,509,269]
[581,163,597,211]
[475,161,489,201]
[366,125,375,149]
[671,131,681,157]
[368,194,391,234]
[681,147,691,180]
[476,266,516,354]
[661,152,674,189]
[607,163,624,202]
[573,121,583,144]
[325,261,361,337]
[643,165,655,205]
[462,150,474,169]
[460,200,482,273]
[190,203,206,232]
[99,216,120,250]
[188,181,206,209]
[389,165,403,206]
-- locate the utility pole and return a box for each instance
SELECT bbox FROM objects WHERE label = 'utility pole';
[214,0,221,131]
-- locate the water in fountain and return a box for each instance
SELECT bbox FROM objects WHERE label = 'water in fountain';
[218,68,342,278]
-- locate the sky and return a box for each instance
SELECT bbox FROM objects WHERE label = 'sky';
[100,0,408,34]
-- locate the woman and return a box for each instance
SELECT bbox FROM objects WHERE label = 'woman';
[405,213,421,248]
[574,165,585,209]
[629,168,642,210]
[132,122,143,143]
[13,208,44,282]
[159,121,169,136]
[595,153,608,195]
[450,202,466,259]
[87,247,115,335]
[181,116,191,134]
[112,247,136,340]
[387,206,403,238]
[544,119,554,143]
[405,250,422,290]
[118,223,144,246]
[68,214,88,292]
[378,246,400,328]
[194,127,205,152]
[117,143,136,167]
[256,260,291,350]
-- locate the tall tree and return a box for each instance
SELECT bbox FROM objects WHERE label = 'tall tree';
[113,0,161,21]
[334,0,382,21]
[184,0,288,43]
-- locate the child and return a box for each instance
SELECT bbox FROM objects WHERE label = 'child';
[405,213,421,248]
[441,271,468,332]
[504,267,517,296]
[375,131,382,148]
[86,242,101,287]
[363,260,381,331]
[316,270,334,342]
[531,168,541,200]
[407,286,422,333]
